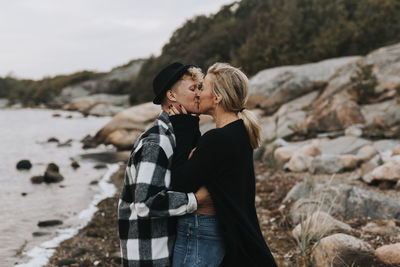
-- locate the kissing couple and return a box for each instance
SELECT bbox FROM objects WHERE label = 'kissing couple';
[118,62,277,267]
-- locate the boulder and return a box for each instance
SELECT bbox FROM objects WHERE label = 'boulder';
[104,129,142,150]
[365,42,400,94]
[310,155,344,174]
[285,182,400,224]
[318,136,371,156]
[370,156,400,183]
[273,146,298,166]
[292,211,352,241]
[274,91,319,118]
[63,94,130,113]
[361,99,400,128]
[88,103,124,117]
[16,160,32,170]
[373,139,400,163]
[312,233,374,267]
[344,125,363,137]
[375,243,400,265]
[340,154,359,170]
[356,145,377,162]
[259,116,276,141]
[94,102,160,144]
[393,144,400,156]
[361,155,383,184]
[247,57,358,114]
[287,154,313,172]
[362,220,400,236]
[276,110,307,139]
[306,95,365,133]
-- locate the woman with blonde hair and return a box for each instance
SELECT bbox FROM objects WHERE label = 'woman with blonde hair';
[169,63,277,266]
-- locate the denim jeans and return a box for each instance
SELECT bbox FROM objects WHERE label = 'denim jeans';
[172,213,225,267]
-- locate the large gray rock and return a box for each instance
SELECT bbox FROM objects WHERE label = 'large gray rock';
[56,59,144,104]
[373,139,400,162]
[88,103,124,117]
[259,116,276,141]
[247,57,358,114]
[285,182,400,224]
[276,110,306,139]
[365,42,400,93]
[370,156,400,183]
[292,211,352,241]
[310,155,344,174]
[95,102,161,146]
[63,93,130,113]
[306,95,365,133]
[312,233,374,267]
[318,136,371,155]
[361,99,400,128]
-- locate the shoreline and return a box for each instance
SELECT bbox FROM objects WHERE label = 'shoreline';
[44,164,125,267]
[38,162,397,267]
[15,164,121,267]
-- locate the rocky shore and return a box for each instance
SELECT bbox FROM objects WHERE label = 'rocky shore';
[39,42,400,266]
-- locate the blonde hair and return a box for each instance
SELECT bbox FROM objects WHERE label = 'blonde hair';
[162,66,204,105]
[207,63,261,149]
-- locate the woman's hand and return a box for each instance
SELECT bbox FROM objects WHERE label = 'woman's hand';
[168,104,187,116]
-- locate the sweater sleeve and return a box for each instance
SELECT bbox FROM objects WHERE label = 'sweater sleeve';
[129,142,197,218]
[171,130,229,193]
[169,114,201,172]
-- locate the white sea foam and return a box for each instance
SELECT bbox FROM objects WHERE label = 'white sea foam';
[15,163,120,267]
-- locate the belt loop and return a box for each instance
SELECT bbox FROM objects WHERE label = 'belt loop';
[194,213,199,228]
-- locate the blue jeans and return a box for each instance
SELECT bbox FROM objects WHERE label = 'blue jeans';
[172,213,225,267]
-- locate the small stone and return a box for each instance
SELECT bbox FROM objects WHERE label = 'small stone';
[16,160,32,170]
[38,220,63,227]
[94,164,107,169]
[30,176,44,184]
[52,113,61,117]
[47,137,59,143]
[21,192,27,196]
[71,160,80,169]
[90,180,99,185]
[375,243,400,265]
[32,231,51,237]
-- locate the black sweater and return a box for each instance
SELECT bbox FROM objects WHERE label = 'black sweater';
[170,115,277,267]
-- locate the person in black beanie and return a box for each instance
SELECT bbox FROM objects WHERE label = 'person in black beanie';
[118,62,211,267]
[169,63,278,266]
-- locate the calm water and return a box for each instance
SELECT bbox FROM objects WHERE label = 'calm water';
[0,108,114,266]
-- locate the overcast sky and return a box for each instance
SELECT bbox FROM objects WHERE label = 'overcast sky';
[0,0,234,80]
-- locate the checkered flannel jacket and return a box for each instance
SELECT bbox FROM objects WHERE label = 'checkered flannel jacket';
[118,111,197,267]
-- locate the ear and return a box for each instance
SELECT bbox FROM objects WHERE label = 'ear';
[214,93,223,104]
[166,90,177,102]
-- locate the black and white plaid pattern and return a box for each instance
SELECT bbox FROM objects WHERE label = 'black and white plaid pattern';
[118,111,197,266]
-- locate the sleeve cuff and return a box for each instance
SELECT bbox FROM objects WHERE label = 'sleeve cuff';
[187,193,198,213]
